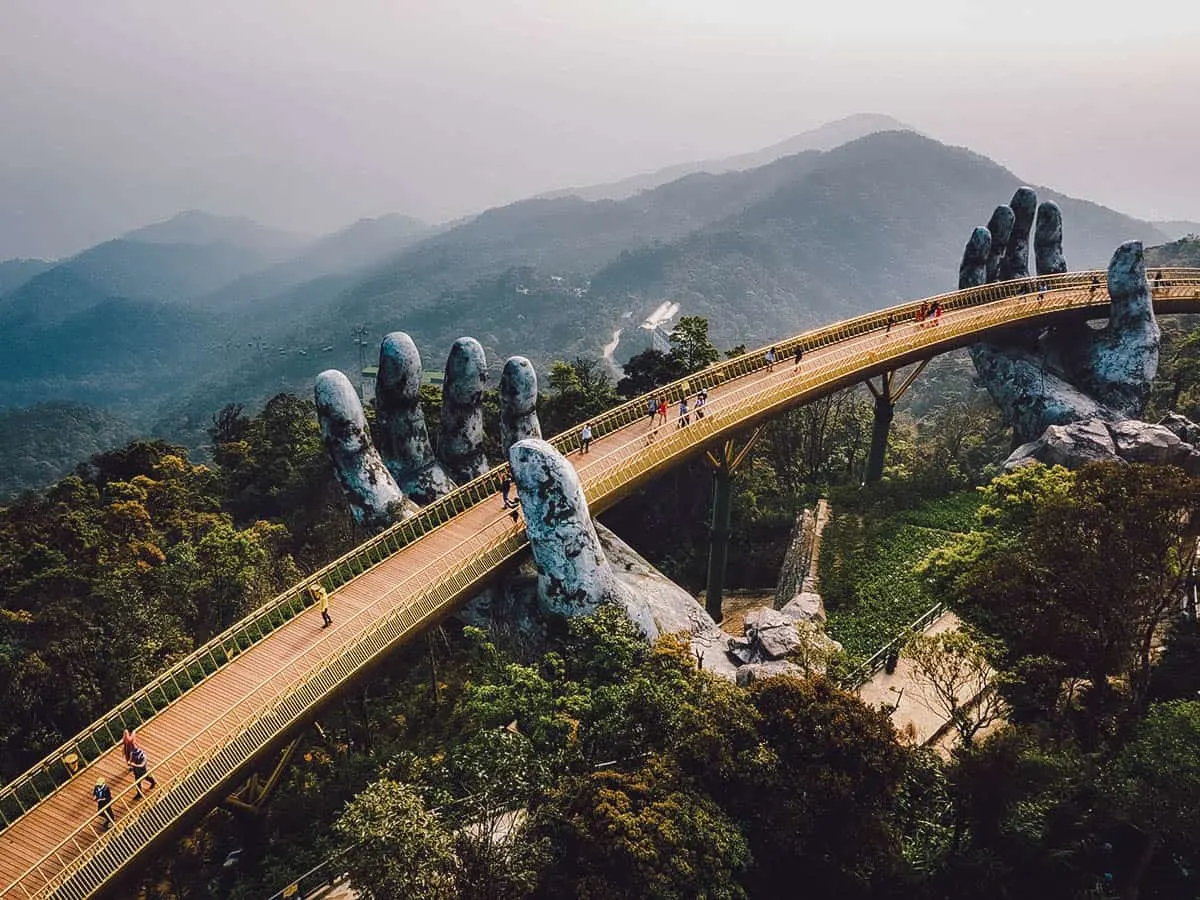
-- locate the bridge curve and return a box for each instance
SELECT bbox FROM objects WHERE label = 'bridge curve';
[3,268,1199,899]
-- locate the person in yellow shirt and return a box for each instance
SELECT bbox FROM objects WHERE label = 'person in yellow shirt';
[311,582,332,628]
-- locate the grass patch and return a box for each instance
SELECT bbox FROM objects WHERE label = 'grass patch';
[820,489,981,661]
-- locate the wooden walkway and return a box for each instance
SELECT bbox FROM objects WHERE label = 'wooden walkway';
[3,270,1200,898]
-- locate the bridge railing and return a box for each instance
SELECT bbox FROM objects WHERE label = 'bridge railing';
[3,267,1198,845]
[8,494,531,899]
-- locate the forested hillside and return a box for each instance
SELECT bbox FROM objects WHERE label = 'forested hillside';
[0,402,132,500]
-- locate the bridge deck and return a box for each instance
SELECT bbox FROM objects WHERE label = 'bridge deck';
[3,271,1199,898]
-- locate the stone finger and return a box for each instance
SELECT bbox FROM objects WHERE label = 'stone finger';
[1034,201,1066,276]
[438,337,490,484]
[376,332,456,503]
[999,187,1037,280]
[315,369,407,529]
[499,356,542,456]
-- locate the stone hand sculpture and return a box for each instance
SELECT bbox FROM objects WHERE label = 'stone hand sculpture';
[960,187,1159,444]
[316,333,543,526]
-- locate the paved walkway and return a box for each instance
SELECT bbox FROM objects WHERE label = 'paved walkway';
[858,611,967,749]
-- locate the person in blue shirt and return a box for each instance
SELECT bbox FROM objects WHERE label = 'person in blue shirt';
[94,776,115,828]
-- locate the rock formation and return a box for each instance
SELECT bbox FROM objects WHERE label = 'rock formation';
[320,333,846,686]
[1007,416,1200,473]
[961,187,1160,447]
[438,337,490,484]
[985,205,1015,283]
[499,356,542,454]
[375,332,456,504]
[508,438,634,620]
[999,186,1037,280]
[314,369,408,529]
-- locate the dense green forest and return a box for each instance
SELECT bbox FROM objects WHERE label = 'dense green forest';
[3,314,1200,899]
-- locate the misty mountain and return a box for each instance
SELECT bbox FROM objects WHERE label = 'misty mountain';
[543,113,911,202]
[1154,220,1200,241]
[587,131,1168,354]
[0,238,277,332]
[0,297,222,412]
[0,129,1175,469]
[196,213,432,316]
[1147,236,1200,268]
[171,131,1167,436]
[0,258,54,296]
[124,209,313,259]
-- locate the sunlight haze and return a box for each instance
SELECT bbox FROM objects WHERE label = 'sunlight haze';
[2,0,1197,258]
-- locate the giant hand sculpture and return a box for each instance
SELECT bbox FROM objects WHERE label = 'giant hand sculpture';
[960,188,1159,444]
[315,333,542,527]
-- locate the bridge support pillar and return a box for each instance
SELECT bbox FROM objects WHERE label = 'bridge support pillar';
[703,426,765,622]
[863,360,929,484]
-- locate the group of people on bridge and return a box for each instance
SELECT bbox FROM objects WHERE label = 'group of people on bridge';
[91,729,157,830]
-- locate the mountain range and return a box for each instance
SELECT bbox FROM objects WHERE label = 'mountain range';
[0,117,1187,496]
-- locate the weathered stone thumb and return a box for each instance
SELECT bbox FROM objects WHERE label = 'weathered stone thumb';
[1083,241,1159,416]
[315,369,407,530]
[508,439,645,627]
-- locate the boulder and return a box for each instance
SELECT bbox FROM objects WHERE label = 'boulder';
[1158,412,1200,444]
[780,591,826,625]
[1107,420,1187,464]
[743,606,803,659]
[1005,418,1121,470]
[736,660,802,687]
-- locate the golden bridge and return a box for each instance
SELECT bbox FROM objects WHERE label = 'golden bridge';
[3,268,1199,899]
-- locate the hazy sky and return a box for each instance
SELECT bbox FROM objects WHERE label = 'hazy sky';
[3,0,1198,259]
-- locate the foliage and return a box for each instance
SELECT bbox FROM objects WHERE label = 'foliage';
[930,462,1200,734]
[819,490,982,661]
[538,357,620,437]
[0,401,132,500]
[334,778,460,900]
[0,392,356,779]
[525,760,750,900]
[903,629,1006,746]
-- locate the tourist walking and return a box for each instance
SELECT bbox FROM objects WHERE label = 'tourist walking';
[311,582,332,628]
[930,300,943,325]
[695,388,707,419]
[765,346,777,372]
[1090,274,1099,297]
[656,397,668,425]
[122,729,157,798]
[500,474,517,509]
[792,345,804,370]
[677,396,690,428]
[886,313,895,335]
[94,776,115,829]
[646,396,658,425]
[580,422,593,454]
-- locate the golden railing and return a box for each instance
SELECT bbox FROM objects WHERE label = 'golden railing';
[4,267,1200,898]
